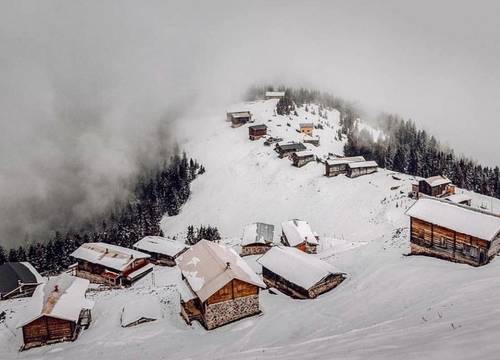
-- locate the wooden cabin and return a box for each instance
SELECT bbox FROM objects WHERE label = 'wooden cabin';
[121,297,161,328]
[258,246,345,299]
[291,150,315,168]
[0,262,43,300]
[248,124,267,140]
[406,198,500,266]
[444,193,472,207]
[227,111,252,128]
[71,243,153,286]
[303,134,320,147]
[413,175,455,199]
[265,91,285,100]
[325,156,365,177]
[241,223,275,256]
[17,274,93,350]
[274,142,307,158]
[281,219,319,254]
[299,123,314,136]
[133,236,188,266]
[177,240,265,330]
[346,160,378,178]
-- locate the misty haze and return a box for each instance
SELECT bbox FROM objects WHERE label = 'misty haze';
[0,1,499,360]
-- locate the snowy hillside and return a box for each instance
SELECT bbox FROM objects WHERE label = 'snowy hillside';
[2,99,500,360]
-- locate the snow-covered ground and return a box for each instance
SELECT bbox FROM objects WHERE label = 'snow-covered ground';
[2,99,500,359]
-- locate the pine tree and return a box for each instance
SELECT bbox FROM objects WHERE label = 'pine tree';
[0,245,6,265]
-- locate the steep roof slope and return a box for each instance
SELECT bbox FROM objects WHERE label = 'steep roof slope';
[133,236,187,257]
[0,262,43,296]
[176,240,265,302]
[281,219,318,246]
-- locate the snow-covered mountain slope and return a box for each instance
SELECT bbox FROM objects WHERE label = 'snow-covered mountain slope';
[2,99,500,360]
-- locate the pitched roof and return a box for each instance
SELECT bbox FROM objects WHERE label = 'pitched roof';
[281,219,319,246]
[444,193,472,204]
[249,124,267,131]
[241,223,275,246]
[424,175,452,187]
[347,160,378,169]
[300,123,314,128]
[276,142,307,151]
[326,156,365,166]
[293,150,315,158]
[133,236,187,257]
[176,240,265,302]
[70,242,150,272]
[406,198,500,241]
[0,262,43,296]
[257,247,344,290]
[17,273,93,327]
[121,297,161,327]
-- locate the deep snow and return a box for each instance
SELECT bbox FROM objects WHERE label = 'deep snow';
[1,99,500,360]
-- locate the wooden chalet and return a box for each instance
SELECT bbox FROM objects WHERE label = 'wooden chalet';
[299,123,314,136]
[177,240,265,330]
[121,297,161,327]
[303,134,320,146]
[265,91,285,100]
[71,243,153,286]
[17,274,93,350]
[346,160,378,178]
[0,262,43,300]
[406,198,500,266]
[248,124,267,140]
[411,175,455,199]
[325,156,365,177]
[291,150,315,168]
[258,246,345,299]
[133,236,188,266]
[281,219,319,254]
[227,111,252,128]
[274,141,307,158]
[241,223,275,256]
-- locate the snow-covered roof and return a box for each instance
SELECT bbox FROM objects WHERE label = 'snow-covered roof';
[294,150,315,158]
[257,247,344,290]
[406,198,500,241]
[281,219,319,246]
[276,142,307,151]
[230,111,251,118]
[300,123,314,128]
[176,240,265,302]
[71,242,150,272]
[0,262,44,296]
[326,156,365,166]
[347,160,378,169]
[445,194,472,204]
[241,223,275,246]
[265,91,285,97]
[133,236,187,257]
[126,263,154,281]
[121,297,161,327]
[424,175,452,187]
[17,273,93,328]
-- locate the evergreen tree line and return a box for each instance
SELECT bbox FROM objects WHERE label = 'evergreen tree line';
[344,113,500,199]
[0,153,205,272]
[185,225,222,245]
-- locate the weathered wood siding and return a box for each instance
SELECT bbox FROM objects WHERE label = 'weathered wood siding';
[206,279,259,305]
[410,217,492,266]
[325,163,349,177]
[347,166,377,178]
[241,244,272,256]
[22,316,76,348]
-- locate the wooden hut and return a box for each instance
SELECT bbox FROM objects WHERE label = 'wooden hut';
[248,124,267,140]
[0,262,43,300]
[444,193,472,206]
[299,123,314,136]
[303,134,320,146]
[346,160,378,178]
[227,111,252,128]
[241,223,275,256]
[71,243,153,286]
[406,198,500,266]
[177,240,265,330]
[257,246,345,299]
[274,142,307,158]
[414,175,455,199]
[281,219,319,254]
[265,91,285,100]
[133,236,188,266]
[17,274,93,350]
[325,156,365,177]
[291,150,315,168]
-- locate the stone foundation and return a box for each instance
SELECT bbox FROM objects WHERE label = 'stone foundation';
[204,295,260,330]
[308,275,345,298]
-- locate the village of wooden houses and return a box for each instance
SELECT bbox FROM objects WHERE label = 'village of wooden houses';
[1,91,500,357]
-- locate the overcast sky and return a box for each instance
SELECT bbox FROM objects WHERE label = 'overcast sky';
[0,0,499,246]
